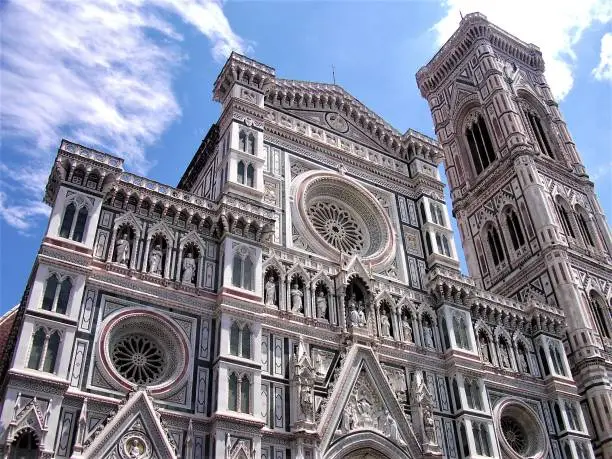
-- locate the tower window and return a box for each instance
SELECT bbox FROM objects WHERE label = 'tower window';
[435,233,451,257]
[246,164,255,187]
[555,199,576,239]
[229,322,252,359]
[505,209,526,250]
[526,111,554,158]
[237,161,245,184]
[59,199,89,243]
[589,292,611,339]
[42,274,72,314]
[232,248,254,291]
[486,225,505,266]
[465,114,496,175]
[576,211,595,247]
[228,372,251,414]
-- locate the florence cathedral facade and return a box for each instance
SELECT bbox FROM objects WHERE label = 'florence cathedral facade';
[1,12,612,459]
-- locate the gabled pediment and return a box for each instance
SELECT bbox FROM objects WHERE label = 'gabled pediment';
[76,390,177,459]
[345,256,372,281]
[317,345,421,456]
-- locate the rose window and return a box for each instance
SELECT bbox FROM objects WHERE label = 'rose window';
[99,309,190,395]
[291,171,396,270]
[501,416,527,455]
[495,400,547,459]
[307,201,365,253]
[111,335,165,385]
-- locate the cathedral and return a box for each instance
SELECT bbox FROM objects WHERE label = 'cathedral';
[1,12,611,459]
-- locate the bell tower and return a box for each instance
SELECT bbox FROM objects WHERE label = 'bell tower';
[417,13,612,456]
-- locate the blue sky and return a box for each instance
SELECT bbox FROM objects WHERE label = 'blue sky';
[1,1,611,314]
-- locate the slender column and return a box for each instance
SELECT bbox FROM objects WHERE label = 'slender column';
[141,237,151,273]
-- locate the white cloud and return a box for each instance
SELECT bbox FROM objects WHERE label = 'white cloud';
[0,0,247,231]
[432,0,612,101]
[593,32,612,81]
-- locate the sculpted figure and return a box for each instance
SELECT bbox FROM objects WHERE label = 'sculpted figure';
[402,315,413,342]
[357,302,366,327]
[290,282,303,313]
[479,335,490,363]
[264,276,277,306]
[499,342,511,368]
[316,290,327,319]
[380,312,391,338]
[300,385,313,421]
[423,322,434,348]
[149,244,163,275]
[518,348,529,373]
[182,252,196,284]
[349,303,360,327]
[115,231,130,265]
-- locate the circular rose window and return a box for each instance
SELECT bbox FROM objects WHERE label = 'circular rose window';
[291,170,396,269]
[98,310,190,395]
[495,399,548,459]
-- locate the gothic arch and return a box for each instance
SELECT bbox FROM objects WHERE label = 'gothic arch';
[416,304,438,325]
[262,256,286,277]
[397,297,417,316]
[113,211,143,236]
[375,291,396,312]
[179,230,206,253]
[311,271,333,291]
[324,431,413,459]
[147,220,175,245]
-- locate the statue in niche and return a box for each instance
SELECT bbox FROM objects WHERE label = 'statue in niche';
[402,315,413,342]
[290,282,303,313]
[316,290,328,319]
[454,315,469,349]
[182,252,196,284]
[314,350,324,375]
[115,231,131,265]
[380,312,391,338]
[357,302,367,328]
[342,404,357,433]
[499,341,511,368]
[349,302,361,327]
[518,347,529,373]
[479,335,490,363]
[300,384,314,421]
[264,276,277,306]
[148,244,163,275]
[423,320,434,348]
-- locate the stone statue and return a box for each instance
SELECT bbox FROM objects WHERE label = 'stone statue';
[349,303,360,327]
[499,342,511,368]
[479,335,490,363]
[380,312,391,338]
[316,290,327,319]
[315,351,324,375]
[300,385,313,421]
[402,315,413,342]
[381,409,401,443]
[149,244,163,275]
[115,231,130,265]
[290,283,303,313]
[265,277,277,306]
[423,322,434,348]
[357,302,366,328]
[182,252,196,284]
[454,315,469,349]
[518,348,529,373]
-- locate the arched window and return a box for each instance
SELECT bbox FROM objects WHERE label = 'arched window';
[459,424,469,458]
[241,325,251,358]
[555,199,576,239]
[43,331,61,372]
[237,161,245,184]
[486,225,505,266]
[71,167,85,185]
[239,130,247,152]
[42,275,71,314]
[425,233,433,255]
[465,379,482,410]
[59,203,76,239]
[452,379,461,410]
[588,292,611,339]
[246,164,255,187]
[525,110,554,158]
[420,202,427,223]
[576,211,595,247]
[72,207,88,242]
[436,233,451,257]
[430,203,445,226]
[86,172,100,190]
[232,250,254,291]
[539,347,550,376]
[27,329,46,370]
[505,209,526,250]
[27,328,60,373]
[230,323,240,356]
[473,423,490,456]
[228,373,238,411]
[10,430,39,459]
[565,402,579,430]
[247,133,255,155]
[465,114,496,175]
[240,376,251,413]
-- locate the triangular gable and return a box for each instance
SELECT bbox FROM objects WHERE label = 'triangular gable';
[317,345,421,456]
[77,390,177,459]
[113,211,143,234]
[345,256,372,282]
